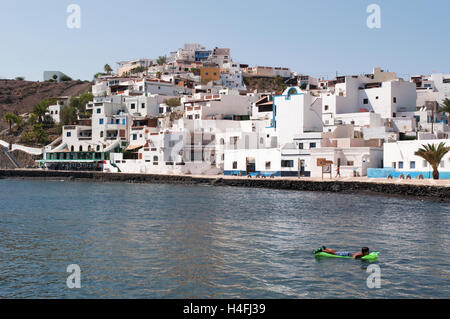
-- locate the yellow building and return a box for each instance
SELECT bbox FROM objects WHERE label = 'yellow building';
[200,65,221,83]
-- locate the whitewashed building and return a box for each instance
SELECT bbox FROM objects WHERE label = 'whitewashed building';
[310,126,384,178]
[47,97,70,123]
[368,139,450,179]
[223,87,323,177]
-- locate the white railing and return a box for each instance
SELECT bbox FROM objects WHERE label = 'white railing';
[0,139,43,155]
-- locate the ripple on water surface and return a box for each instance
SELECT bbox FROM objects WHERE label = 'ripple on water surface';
[0,179,449,298]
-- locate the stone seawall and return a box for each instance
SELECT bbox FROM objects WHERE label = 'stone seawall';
[1,169,449,201]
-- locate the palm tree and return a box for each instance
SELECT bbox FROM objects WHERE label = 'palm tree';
[439,98,450,125]
[12,114,23,129]
[414,142,450,180]
[33,102,48,124]
[104,64,113,75]
[157,56,166,65]
[2,112,17,134]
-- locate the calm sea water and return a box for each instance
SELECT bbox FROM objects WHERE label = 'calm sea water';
[0,179,449,298]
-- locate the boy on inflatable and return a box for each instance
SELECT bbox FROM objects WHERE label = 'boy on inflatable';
[315,246,370,259]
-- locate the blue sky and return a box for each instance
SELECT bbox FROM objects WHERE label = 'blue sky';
[0,0,449,81]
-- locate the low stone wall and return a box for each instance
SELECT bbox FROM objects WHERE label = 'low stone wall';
[1,169,449,201]
[216,178,450,201]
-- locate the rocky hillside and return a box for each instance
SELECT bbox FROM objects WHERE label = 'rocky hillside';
[0,147,40,169]
[0,79,92,130]
[244,76,289,94]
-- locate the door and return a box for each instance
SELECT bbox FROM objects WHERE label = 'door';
[300,159,305,176]
[246,157,256,175]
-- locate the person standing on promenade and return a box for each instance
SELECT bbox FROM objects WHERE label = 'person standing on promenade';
[335,165,341,178]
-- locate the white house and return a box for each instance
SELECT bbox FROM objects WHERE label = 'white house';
[223,87,324,177]
[47,97,70,123]
[117,59,153,76]
[309,126,384,178]
[368,139,450,179]
[321,76,417,128]
[183,92,256,120]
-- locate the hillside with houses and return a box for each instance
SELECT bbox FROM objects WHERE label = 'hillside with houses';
[1,43,450,179]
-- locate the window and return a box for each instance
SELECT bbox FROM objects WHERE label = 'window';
[153,156,158,162]
[423,160,427,167]
[281,160,294,168]
[195,114,200,119]
[66,132,71,137]
[363,98,369,104]
[324,105,329,111]
[96,145,100,151]
[399,161,404,169]
[100,131,104,138]
[132,134,137,141]
[375,96,379,99]
[142,103,145,109]
[310,142,316,148]
[79,146,83,152]
[232,161,238,169]
[392,162,396,169]
[71,146,74,152]
[410,161,416,169]
[265,161,271,169]
[440,161,444,168]
[393,97,397,103]
[130,103,135,109]
[347,160,354,166]
[97,108,101,114]
[299,143,304,149]
[99,118,104,124]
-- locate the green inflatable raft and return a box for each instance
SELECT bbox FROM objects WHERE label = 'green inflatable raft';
[314,251,379,261]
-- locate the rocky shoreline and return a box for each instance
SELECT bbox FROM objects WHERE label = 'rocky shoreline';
[1,169,449,202]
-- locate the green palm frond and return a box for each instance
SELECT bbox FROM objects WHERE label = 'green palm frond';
[414,142,450,167]
[439,98,450,113]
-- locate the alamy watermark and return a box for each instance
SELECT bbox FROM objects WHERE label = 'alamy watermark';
[66,4,81,29]
[366,264,381,289]
[366,4,381,29]
[66,264,81,289]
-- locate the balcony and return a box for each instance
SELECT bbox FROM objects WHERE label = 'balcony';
[104,123,125,131]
